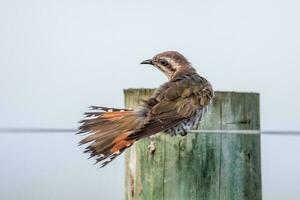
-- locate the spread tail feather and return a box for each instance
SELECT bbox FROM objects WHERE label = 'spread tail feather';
[78,106,143,167]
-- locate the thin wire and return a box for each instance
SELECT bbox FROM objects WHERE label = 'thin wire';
[188,130,261,134]
[0,128,299,135]
[0,128,75,133]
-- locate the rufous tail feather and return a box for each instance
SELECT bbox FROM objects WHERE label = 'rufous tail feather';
[78,106,143,167]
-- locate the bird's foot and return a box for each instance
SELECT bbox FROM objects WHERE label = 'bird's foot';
[179,130,188,136]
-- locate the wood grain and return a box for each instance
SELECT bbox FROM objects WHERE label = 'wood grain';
[124,89,261,200]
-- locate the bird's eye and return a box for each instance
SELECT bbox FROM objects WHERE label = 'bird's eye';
[160,59,168,66]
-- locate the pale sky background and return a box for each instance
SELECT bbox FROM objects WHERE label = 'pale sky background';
[0,0,299,199]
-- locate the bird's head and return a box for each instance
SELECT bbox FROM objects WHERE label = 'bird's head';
[141,51,195,80]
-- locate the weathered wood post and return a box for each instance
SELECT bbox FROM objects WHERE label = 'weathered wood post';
[124,89,261,200]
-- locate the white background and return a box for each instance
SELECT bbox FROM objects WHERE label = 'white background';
[0,0,299,199]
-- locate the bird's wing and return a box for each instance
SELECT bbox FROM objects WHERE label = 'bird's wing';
[127,75,213,140]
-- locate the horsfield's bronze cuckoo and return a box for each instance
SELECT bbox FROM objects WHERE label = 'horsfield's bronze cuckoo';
[78,51,214,167]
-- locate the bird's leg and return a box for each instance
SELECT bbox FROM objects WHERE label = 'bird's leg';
[169,131,177,137]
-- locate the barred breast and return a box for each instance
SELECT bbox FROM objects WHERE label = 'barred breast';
[165,106,208,136]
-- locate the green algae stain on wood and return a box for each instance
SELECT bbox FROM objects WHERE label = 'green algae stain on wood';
[219,92,261,200]
[125,89,165,200]
[162,93,222,200]
[124,89,261,200]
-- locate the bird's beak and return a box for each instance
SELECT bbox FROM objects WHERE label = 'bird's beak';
[140,59,154,65]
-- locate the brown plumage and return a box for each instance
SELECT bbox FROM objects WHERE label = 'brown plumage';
[78,51,214,167]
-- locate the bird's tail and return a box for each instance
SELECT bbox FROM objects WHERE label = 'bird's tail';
[78,106,144,167]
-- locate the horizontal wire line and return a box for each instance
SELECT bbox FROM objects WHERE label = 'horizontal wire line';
[0,128,75,133]
[0,128,299,135]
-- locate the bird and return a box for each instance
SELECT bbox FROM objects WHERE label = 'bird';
[78,51,214,167]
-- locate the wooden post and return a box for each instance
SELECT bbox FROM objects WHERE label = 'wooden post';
[124,89,261,200]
